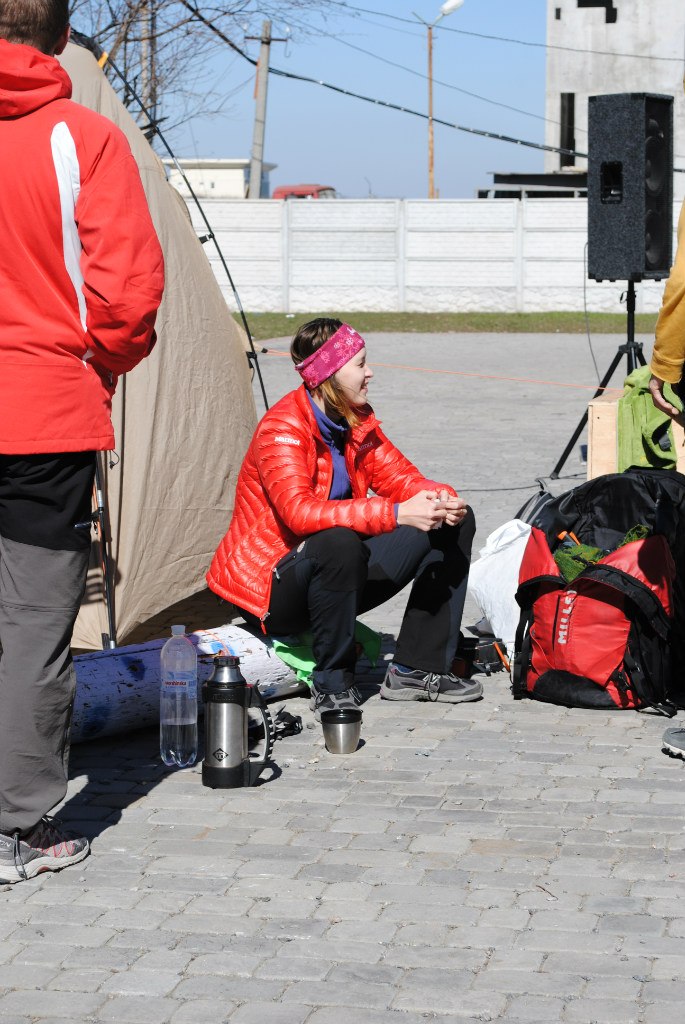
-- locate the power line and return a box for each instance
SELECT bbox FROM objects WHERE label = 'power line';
[331,2,685,63]
[269,63,583,159]
[438,20,685,64]
[269,58,685,172]
[181,0,581,161]
[330,8,424,39]
[330,34,570,131]
[175,3,685,172]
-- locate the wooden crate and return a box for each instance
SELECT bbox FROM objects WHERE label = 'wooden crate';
[587,391,685,479]
[587,393,619,480]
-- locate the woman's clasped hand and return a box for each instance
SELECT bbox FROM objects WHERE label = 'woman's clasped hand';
[397,489,471,532]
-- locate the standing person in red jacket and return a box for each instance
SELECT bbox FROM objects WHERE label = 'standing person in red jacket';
[0,0,164,884]
[208,319,482,719]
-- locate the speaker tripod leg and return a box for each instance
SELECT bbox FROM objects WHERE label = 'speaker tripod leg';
[634,346,646,370]
[624,280,647,374]
[549,349,625,480]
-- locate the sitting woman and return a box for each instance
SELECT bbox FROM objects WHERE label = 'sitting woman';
[207,318,482,718]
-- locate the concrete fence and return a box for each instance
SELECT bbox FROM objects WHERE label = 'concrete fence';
[184,197,676,314]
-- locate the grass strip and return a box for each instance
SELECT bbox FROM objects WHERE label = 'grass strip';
[238,311,659,341]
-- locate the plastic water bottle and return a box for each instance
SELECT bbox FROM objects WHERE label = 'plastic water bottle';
[160,625,198,768]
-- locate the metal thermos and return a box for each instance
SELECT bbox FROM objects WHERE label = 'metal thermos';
[201,655,273,788]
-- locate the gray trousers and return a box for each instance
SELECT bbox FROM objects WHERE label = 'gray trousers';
[0,453,94,834]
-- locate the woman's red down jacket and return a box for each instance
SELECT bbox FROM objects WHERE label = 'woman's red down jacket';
[207,384,456,623]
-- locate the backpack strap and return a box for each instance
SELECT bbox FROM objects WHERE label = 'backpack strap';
[587,563,674,715]
[585,564,671,640]
[623,648,676,718]
[512,574,564,700]
[512,606,533,699]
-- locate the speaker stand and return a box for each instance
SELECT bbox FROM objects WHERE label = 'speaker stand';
[549,280,646,479]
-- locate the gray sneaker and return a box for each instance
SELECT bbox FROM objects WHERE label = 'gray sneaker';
[662,727,685,760]
[381,663,483,703]
[310,685,362,722]
[0,817,90,885]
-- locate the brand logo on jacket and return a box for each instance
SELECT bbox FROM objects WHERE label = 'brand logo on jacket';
[274,435,301,446]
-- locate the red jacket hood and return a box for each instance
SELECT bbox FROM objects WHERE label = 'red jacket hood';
[0,40,71,117]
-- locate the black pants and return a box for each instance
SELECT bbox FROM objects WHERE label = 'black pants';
[0,453,95,832]
[252,510,475,694]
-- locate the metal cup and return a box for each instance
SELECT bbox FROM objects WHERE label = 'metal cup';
[320,708,362,754]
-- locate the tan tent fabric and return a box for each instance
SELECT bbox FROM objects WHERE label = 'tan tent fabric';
[59,43,258,650]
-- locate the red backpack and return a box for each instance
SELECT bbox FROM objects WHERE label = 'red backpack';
[513,526,676,715]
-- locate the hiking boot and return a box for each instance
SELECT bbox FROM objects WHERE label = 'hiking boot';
[662,726,685,760]
[380,663,483,703]
[310,684,362,722]
[0,817,89,885]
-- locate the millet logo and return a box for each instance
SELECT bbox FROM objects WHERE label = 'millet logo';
[556,590,577,646]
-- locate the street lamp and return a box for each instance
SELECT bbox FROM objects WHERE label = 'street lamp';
[422,0,464,198]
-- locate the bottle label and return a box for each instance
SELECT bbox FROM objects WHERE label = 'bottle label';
[162,670,196,694]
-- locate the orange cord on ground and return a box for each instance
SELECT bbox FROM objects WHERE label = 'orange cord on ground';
[264,348,624,395]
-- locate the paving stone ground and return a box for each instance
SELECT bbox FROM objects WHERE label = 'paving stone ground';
[3,330,685,1023]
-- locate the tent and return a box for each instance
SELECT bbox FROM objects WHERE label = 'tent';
[58,42,258,650]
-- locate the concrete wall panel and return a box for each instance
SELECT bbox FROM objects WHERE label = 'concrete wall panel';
[290,260,397,286]
[188,199,282,230]
[289,287,399,311]
[405,201,516,230]
[289,201,399,230]
[406,232,515,259]
[405,287,518,313]
[290,232,396,258]
[406,261,514,288]
[185,197,673,314]
[210,231,282,260]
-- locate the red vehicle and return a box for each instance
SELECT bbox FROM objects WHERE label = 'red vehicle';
[272,184,337,200]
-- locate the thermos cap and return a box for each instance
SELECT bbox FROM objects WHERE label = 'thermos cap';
[214,655,240,667]
[203,654,246,700]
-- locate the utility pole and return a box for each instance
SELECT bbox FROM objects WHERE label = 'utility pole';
[247,21,272,198]
[416,1,465,198]
[247,20,288,197]
[427,22,435,200]
[140,0,158,128]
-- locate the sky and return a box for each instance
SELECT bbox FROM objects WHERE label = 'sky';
[166,0,548,199]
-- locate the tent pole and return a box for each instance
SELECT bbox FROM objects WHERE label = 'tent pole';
[69,29,270,413]
[94,452,118,650]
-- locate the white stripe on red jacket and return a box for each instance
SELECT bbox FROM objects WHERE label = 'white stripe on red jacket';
[0,40,164,453]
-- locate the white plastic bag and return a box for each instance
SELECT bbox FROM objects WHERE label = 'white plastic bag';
[467,519,532,662]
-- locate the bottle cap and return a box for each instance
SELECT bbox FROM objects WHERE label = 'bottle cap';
[171,624,186,635]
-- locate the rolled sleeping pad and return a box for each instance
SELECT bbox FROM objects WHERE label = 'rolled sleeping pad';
[72,622,308,743]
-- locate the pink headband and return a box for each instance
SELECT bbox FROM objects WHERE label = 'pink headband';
[295,324,365,388]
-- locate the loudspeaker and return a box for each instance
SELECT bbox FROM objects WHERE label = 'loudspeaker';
[587,92,673,282]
